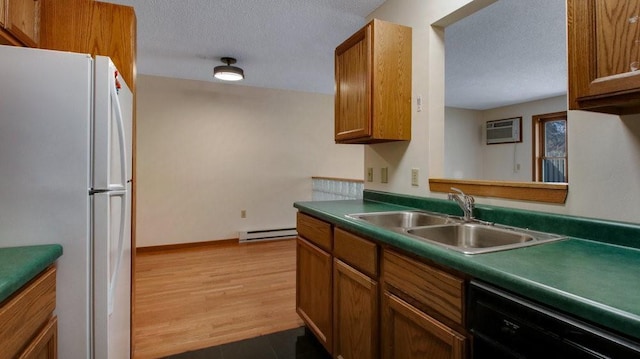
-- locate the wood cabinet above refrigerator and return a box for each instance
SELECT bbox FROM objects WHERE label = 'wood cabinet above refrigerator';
[0,0,41,47]
[40,0,137,90]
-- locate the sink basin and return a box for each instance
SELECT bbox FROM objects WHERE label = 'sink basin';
[406,223,565,254]
[346,211,457,229]
[346,210,565,254]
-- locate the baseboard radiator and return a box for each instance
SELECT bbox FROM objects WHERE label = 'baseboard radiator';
[239,228,298,243]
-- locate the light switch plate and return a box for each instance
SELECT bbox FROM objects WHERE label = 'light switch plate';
[367,168,373,182]
[381,167,388,183]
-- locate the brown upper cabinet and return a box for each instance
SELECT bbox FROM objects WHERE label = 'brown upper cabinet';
[0,0,40,47]
[40,0,137,90]
[335,19,412,144]
[568,0,640,115]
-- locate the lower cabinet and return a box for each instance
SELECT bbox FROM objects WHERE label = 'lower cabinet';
[382,249,467,359]
[296,213,334,354]
[0,266,57,359]
[382,292,465,359]
[295,212,468,359]
[333,259,378,359]
[296,236,333,353]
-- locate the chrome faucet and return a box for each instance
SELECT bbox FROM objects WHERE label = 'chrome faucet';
[448,187,475,221]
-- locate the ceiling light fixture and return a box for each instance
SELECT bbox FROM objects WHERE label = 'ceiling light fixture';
[213,57,244,81]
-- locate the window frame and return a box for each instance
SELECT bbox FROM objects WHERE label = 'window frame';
[532,111,568,183]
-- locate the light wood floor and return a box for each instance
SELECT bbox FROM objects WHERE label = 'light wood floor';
[133,239,303,359]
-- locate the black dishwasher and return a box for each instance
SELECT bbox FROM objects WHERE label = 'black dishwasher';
[468,280,640,359]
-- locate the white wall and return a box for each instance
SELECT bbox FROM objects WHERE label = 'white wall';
[136,75,363,247]
[365,0,640,224]
[444,107,483,179]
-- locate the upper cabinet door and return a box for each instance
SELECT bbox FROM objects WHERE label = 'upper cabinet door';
[0,0,6,28]
[6,0,40,47]
[335,25,372,142]
[568,0,640,115]
[334,19,412,144]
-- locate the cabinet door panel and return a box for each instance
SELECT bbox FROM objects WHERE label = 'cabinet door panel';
[568,0,640,113]
[296,237,332,353]
[0,0,5,27]
[18,316,57,359]
[6,0,40,47]
[334,259,378,359]
[382,292,465,359]
[335,25,371,141]
[595,0,640,78]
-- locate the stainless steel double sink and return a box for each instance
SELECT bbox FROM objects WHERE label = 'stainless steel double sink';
[346,210,566,254]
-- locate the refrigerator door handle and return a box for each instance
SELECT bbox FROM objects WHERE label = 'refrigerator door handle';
[90,186,125,195]
[110,71,128,189]
[107,189,127,316]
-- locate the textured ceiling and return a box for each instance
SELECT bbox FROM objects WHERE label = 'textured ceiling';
[102,0,385,94]
[102,0,566,109]
[445,0,567,110]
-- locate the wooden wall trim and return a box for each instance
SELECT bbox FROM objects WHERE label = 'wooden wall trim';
[428,178,568,204]
[136,239,240,254]
[136,237,297,254]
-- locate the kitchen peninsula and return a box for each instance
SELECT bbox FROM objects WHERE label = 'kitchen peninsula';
[295,190,640,358]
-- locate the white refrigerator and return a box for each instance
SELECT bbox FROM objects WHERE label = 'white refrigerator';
[0,45,132,359]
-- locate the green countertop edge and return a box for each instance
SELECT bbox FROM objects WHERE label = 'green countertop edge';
[293,193,640,342]
[0,244,63,303]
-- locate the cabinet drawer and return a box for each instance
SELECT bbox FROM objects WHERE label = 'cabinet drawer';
[382,250,464,326]
[18,315,57,359]
[0,266,56,359]
[297,212,332,251]
[334,228,378,277]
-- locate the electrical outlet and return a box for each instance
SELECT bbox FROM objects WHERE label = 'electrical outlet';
[241,210,246,218]
[411,168,419,186]
[381,167,388,183]
[367,168,373,182]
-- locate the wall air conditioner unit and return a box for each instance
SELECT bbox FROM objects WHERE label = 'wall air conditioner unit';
[486,117,522,145]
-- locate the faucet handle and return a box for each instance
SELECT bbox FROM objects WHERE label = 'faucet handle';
[450,187,466,196]
[466,194,475,205]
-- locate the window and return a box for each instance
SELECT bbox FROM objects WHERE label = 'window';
[533,112,567,183]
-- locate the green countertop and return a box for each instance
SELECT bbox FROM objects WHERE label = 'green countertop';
[0,244,63,303]
[294,195,640,341]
